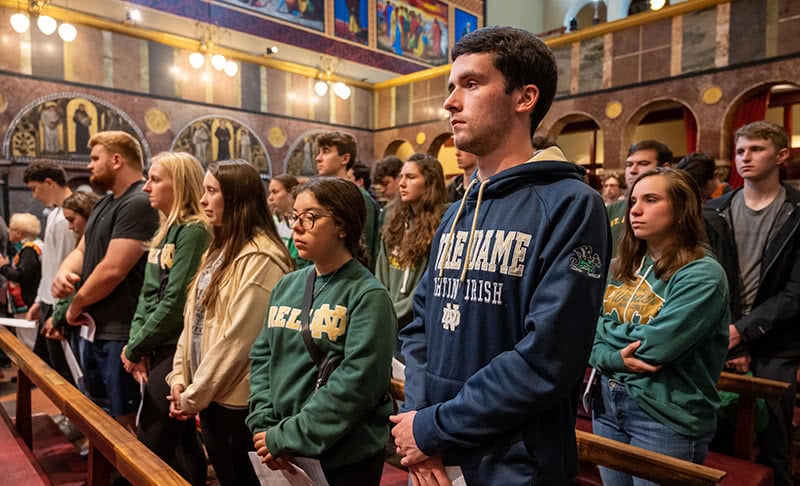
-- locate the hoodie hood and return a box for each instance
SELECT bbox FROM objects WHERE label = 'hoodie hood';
[464,146,586,200]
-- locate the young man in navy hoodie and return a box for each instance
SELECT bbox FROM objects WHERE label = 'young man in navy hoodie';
[391,26,611,485]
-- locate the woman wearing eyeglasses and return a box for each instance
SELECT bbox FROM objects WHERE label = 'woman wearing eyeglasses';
[166,159,293,486]
[247,177,396,486]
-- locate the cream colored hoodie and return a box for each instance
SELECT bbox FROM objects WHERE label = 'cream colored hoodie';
[166,232,291,412]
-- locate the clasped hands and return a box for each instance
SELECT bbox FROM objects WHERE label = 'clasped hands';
[390,411,452,486]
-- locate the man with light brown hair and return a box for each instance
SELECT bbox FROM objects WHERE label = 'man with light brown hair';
[704,121,800,486]
[52,131,158,430]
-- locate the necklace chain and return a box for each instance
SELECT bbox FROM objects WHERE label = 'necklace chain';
[313,267,339,300]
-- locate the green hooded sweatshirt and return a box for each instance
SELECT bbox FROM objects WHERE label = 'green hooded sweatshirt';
[589,253,730,437]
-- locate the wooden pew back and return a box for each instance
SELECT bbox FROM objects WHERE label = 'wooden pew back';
[0,327,189,486]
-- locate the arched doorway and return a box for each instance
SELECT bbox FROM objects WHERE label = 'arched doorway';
[428,133,458,177]
[383,139,415,161]
[622,99,698,164]
[550,113,604,174]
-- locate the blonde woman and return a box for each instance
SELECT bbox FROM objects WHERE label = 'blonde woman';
[0,213,42,349]
[121,152,210,485]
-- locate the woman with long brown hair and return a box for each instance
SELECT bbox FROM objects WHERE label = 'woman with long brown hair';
[167,159,292,486]
[248,177,395,486]
[589,168,730,485]
[376,155,447,333]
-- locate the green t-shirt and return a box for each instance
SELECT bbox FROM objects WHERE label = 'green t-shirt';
[607,199,626,259]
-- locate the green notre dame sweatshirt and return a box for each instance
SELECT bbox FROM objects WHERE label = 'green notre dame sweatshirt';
[246,258,396,470]
[125,222,209,362]
[589,254,730,437]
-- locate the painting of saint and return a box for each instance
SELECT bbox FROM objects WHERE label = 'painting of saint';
[334,0,367,44]
[238,128,252,161]
[73,104,92,154]
[455,8,479,43]
[192,124,211,166]
[40,102,63,153]
[215,122,232,161]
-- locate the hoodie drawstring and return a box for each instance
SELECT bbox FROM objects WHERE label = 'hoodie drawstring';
[460,180,489,281]
[623,256,653,323]
[439,178,479,277]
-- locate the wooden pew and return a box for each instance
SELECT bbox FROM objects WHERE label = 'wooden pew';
[0,327,189,486]
[716,371,789,460]
[387,377,726,485]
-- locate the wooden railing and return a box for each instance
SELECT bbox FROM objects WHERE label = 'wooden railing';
[387,376,726,485]
[0,327,189,486]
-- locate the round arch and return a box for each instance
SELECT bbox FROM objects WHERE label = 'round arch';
[720,80,799,159]
[427,133,459,176]
[548,112,604,170]
[2,91,150,165]
[564,0,611,28]
[620,98,699,163]
[172,115,271,173]
[281,129,331,176]
[383,139,415,161]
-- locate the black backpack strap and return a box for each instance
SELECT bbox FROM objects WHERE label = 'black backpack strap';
[300,268,325,368]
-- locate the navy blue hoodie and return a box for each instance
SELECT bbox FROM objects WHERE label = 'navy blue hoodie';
[400,147,610,485]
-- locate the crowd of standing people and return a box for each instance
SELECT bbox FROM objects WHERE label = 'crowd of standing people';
[0,25,798,486]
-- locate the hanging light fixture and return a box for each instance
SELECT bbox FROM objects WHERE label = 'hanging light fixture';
[314,79,329,97]
[333,81,351,100]
[10,12,30,33]
[211,54,227,71]
[58,22,76,42]
[189,52,205,69]
[224,59,238,77]
[37,14,57,35]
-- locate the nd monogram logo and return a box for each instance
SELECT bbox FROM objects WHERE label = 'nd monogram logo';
[441,303,461,332]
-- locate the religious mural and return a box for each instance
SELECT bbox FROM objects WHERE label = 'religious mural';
[3,93,149,164]
[171,116,271,172]
[376,0,449,66]
[219,0,325,32]
[454,8,478,43]
[334,0,368,45]
[283,130,329,176]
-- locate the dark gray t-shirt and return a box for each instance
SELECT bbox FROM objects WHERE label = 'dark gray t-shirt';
[731,187,786,316]
[81,180,159,340]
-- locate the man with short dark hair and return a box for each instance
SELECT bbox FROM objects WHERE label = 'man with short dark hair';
[22,160,76,381]
[676,152,720,202]
[391,26,609,485]
[347,161,372,193]
[374,155,403,204]
[52,131,159,431]
[607,140,672,257]
[447,149,477,202]
[704,121,800,486]
[315,131,380,271]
